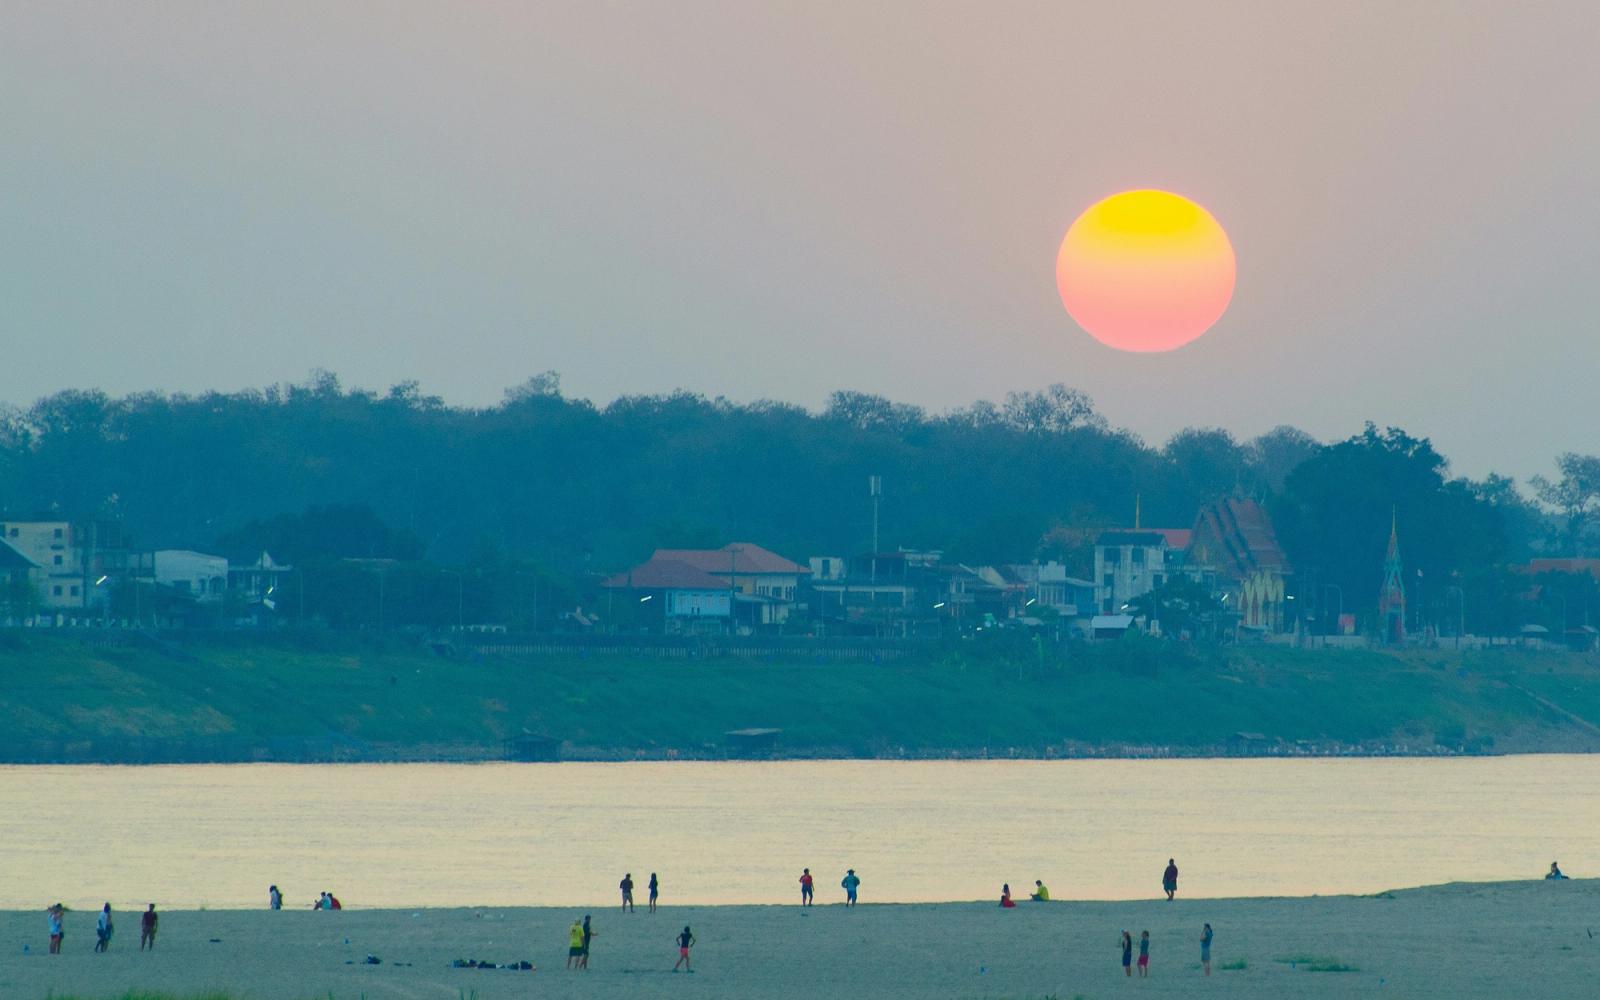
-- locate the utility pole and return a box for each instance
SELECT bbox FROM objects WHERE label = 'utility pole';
[869,475,882,585]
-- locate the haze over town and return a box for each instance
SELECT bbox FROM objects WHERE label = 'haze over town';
[3,2,1598,483]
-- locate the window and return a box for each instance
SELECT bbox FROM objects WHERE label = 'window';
[6,528,15,538]
[53,527,63,539]
[53,555,63,566]
[1102,573,1114,589]
[52,585,63,596]
[1105,548,1121,566]
[70,586,80,597]
[1132,548,1145,566]
[1154,575,1164,589]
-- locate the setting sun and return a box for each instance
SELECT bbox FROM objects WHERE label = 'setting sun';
[1056,189,1236,352]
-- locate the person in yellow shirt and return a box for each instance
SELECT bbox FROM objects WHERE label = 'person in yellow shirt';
[566,919,585,970]
[1029,879,1051,901]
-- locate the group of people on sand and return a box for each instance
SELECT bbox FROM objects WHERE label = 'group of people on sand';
[565,911,695,973]
[1117,924,1215,978]
[45,902,158,954]
[999,859,1180,907]
[797,867,861,906]
[617,872,660,912]
[311,890,343,910]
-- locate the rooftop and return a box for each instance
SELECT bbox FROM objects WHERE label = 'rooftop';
[603,558,733,591]
[654,542,809,575]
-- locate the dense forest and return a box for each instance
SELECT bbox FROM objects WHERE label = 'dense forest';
[1,372,1596,632]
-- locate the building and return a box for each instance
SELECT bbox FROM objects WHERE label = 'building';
[0,538,40,620]
[228,551,295,612]
[131,550,230,604]
[1003,561,1097,618]
[652,543,810,626]
[601,558,733,634]
[1093,528,1190,614]
[1185,497,1293,633]
[0,519,128,609]
[1378,512,1406,643]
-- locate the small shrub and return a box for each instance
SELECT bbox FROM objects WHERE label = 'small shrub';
[1220,958,1248,970]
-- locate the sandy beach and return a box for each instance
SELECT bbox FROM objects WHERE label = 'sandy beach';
[3,880,1597,999]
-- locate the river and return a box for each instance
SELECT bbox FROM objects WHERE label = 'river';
[0,756,1588,909]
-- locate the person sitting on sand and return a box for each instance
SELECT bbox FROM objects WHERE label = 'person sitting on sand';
[1030,879,1050,901]
[673,925,696,973]
[649,873,659,913]
[95,903,114,952]
[1163,859,1179,900]
[328,892,342,910]
[1547,861,1569,880]
[841,869,860,906]
[800,868,814,906]
[1120,930,1133,976]
[140,904,158,951]
[47,904,64,954]
[1000,883,1015,908]
[1138,929,1150,976]
[620,873,635,912]
[269,885,282,910]
[566,919,584,969]
[1201,923,1213,976]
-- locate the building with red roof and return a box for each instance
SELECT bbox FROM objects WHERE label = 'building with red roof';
[1185,497,1294,632]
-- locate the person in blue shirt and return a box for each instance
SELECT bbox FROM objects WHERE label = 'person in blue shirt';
[1546,861,1569,880]
[1200,923,1214,976]
[841,869,860,906]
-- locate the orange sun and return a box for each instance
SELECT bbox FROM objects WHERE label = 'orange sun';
[1056,189,1235,352]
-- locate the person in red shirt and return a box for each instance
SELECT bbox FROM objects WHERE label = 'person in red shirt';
[799,869,814,906]
[328,894,342,910]
[1000,883,1016,908]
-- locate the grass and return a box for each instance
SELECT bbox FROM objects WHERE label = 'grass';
[1219,957,1249,970]
[2,631,1597,759]
[1274,954,1359,972]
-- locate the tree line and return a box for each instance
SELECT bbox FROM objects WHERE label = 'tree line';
[1,372,1595,632]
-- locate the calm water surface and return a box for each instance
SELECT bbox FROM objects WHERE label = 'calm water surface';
[0,757,1591,910]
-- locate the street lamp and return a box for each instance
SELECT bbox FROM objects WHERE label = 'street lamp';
[1322,584,1344,637]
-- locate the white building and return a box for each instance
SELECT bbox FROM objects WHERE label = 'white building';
[1092,529,1190,614]
[0,520,92,608]
[133,550,229,603]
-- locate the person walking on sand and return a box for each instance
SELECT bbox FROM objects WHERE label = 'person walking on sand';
[841,869,860,906]
[800,868,814,906]
[1120,930,1133,976]
[1138,929,1150,976]
[269,885,282,910]
[1200,922,1213,976]
[95,903,114,952]
[566,919,584,969]
[673,925,696,973]
[1163,859,1179,900]
[620,873,635,912]
[1030,879,1050,901]
[47,903,64,954]
[649,873,659,913]
[580,914,596,969]
[139,904,158,951]
[1000,883,1015,908]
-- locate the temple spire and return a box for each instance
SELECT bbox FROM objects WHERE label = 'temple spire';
[1379,507,1406,643]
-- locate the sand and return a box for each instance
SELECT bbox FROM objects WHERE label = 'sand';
[2,881,1597,999]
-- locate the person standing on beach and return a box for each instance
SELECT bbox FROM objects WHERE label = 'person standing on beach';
[673,925,695,973]
[580,914,596,969]
[269,885,282,910]
[140,904,158,951]
[1200,923,1213,976]
[649,873,659,912]
[1137,930,1150,976]
[47,903,64,954]
[800,868,814,906]
[566,919,584,969]
[620,873,635,912]
[95,903,114,952]
[1163,859,1179,901]
[1120,930,1133,976]
[841,869,860,906]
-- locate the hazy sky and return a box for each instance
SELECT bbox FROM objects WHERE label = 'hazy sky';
[2,2,1595,482]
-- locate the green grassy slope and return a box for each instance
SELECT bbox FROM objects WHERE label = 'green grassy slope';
[1,632,1596,760]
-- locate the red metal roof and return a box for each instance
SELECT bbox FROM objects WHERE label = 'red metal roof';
[653,543,809,575]
[602,559,732,591]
